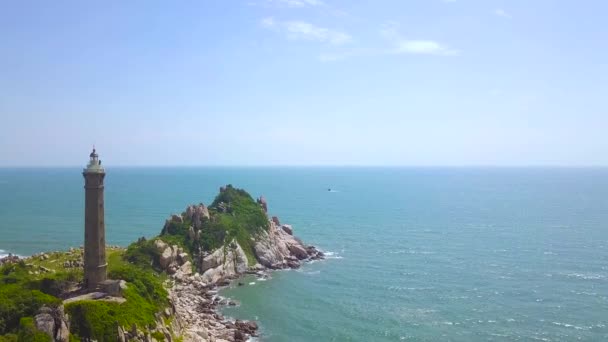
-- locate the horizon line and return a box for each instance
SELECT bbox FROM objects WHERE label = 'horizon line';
[1,164,608,169]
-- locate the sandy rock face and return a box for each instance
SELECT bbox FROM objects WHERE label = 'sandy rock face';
[200,241,248,284]
[184,204,210,229]
[253,220,320,268]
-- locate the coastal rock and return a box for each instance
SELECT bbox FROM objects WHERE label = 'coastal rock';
[175,261,193,279]
[178,252,189,264]
[159,246,175,269]
[257,196,268,213]
[253,219,316,268]
[184,204,210,229]
[171,214,184,224]
[154,239,168,252]
[281,224,293,235]
[200,241,248,283]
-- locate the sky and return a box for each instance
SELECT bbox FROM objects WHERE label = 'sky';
[0,0,607,167]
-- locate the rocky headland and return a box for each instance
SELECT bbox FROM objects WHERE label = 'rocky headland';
[0,185,323,341]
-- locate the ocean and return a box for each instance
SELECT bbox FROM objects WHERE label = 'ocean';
[1,167,607,341]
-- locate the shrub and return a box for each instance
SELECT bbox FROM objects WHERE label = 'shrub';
[66,260,168,341]
[17,317,51,342]
[0,284,60,335]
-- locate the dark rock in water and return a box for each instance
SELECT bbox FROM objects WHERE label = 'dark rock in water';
[238,282,244,286]
[236,320,259,335]
[234,329,247,341]
[281,224,293,235]
[217,279,230,287]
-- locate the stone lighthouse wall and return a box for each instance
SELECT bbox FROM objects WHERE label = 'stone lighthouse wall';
[83,171,107,289]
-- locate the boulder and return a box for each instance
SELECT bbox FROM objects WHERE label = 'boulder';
[287,243,309,260]
[201,241,249,284]
[178,252,189,264]
[55,320,70,342]
[235,320,258,335]
[179,261,192,275]
[271,216,280,226]
[159,247,175,269]
[154,239,168,252]
[34,311,55,339]
[281,224,293,235]
[170,214,183,224]
[118,326,126,342]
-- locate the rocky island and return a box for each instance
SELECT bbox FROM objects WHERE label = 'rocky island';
[0,185,323,341]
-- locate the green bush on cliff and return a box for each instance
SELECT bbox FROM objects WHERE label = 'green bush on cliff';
[0,262,61,336]
[0,333,17,342]
[16,317,51,342]
[124,238,161,271]
[208,185,269,265]
[150,185,268,266]
[65,257,168,341]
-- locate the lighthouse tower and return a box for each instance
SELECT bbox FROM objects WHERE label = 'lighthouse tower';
[83,148,107,290]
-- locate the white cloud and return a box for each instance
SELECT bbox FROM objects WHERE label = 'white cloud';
[261,18,352,45]
[395,40,458,56]
[266,0,324,8]
[494,8,512,19]
[381,23,459,56]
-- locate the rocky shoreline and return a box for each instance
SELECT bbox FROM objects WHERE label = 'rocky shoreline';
[148,190,324,342]
[165,225,324,342]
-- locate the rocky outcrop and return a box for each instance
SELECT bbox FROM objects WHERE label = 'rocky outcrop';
[157,191,323,341]
[34,305,70,342]
[254,219,323,269]
[183,204,210,230]
[0,253,20,266]
[200,241,248,284]
[154,239,191,279]
[281,224,293,235]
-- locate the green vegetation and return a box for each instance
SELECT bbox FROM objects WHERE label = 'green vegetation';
[0,185,268,341]
[156,185,268,266]
[0,262,62,336]
[0,334,17,342]
[17,317,51,342]
[65,250,168,341]
[151,331,166,341]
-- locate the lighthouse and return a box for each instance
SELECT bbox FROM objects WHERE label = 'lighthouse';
[83,148,107,290]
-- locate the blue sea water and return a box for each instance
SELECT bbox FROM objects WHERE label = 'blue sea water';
[1,167,607,341]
